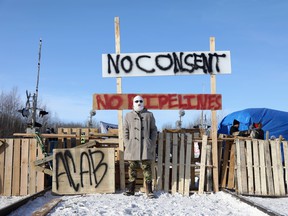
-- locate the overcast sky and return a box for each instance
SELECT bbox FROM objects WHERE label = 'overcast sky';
[1,0,287,129]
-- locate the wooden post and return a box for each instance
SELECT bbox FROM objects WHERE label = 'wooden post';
[210,37,219,192]
[115,17,125,190]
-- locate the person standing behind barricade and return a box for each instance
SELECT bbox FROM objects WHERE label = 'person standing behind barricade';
[230,119,240,136]
[123,95,158,198]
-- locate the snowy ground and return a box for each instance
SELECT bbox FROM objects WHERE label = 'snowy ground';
[1,191,288,216]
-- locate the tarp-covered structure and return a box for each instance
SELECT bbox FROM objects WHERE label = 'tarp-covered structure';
[218,108,288,140]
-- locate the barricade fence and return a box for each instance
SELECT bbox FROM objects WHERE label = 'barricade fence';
[219,138,288,196]
[1,128,287,196]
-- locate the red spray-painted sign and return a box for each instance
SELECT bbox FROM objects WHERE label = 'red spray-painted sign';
[93,94,222,110]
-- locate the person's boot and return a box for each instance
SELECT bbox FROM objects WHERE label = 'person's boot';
[123,181,136,196]
[145,180,155,199]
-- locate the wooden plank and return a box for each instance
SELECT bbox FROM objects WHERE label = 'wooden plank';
[235,139,242,193]
[206,143,212,192]
[184,133,192,196]
[220,141,231,188]
[258,140,267,195]
[32,198,62,216]
[156,132,164,190]
[270,140,280,195]
[36,141,45,192]
[0,139,6,194]
[246,140,254,194]
[227,142,236,189]
[82,128,89,141]
[236,139,247,194]
[75,128,81,146]
[264,140,274,195]
[57,128,64,148]
[12,139,21,195]
[34,155,53,166]
[164,133,171,192]
[190,140,195,191]
[275,139,285,195]
[29,139,37,194]
[3,139,13,195]
[283,141,288,193]
[171,133,178,194]
[151,133,158,190]
[20,139,29,195]
[34,166,53,176]
[95,138,119,144]
[13,133,77,138]
[64,128,72,148]
[252,139,261,195]
[198,135,208,194]
[178,133,185,194]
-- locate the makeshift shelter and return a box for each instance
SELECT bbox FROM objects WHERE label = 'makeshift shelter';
[218,108,288,140]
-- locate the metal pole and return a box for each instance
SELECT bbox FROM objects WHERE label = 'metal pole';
[32,39,42,128]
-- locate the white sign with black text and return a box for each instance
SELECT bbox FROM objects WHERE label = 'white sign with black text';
[102,51,231,77]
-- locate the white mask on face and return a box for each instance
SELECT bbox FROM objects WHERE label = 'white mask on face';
[133,95,144,112]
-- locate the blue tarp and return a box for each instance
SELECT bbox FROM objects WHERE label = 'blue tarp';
[218,108,288,140]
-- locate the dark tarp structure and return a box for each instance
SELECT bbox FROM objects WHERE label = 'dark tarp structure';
[218,108,288,140]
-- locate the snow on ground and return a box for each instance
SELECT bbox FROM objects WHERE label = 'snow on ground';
[244,195,288,216]
[0,196,26,208]
[2,190,288,216]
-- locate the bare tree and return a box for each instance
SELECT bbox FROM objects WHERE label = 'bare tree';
[0,88,26,137]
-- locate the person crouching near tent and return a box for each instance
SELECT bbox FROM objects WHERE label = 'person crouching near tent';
[123,95,158,198]
[250,122,264,140]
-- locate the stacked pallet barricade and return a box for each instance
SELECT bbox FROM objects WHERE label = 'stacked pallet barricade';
[0,139,45,196]
[153,129,208,195]
[219,136,288,196]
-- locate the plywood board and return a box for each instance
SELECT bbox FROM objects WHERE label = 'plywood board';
[52,148,115,194]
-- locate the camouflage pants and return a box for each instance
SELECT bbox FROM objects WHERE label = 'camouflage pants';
[128,160,152,182]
